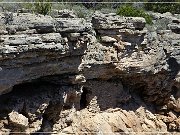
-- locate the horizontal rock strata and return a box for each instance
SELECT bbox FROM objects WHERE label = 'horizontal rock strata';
[0,11,180,134]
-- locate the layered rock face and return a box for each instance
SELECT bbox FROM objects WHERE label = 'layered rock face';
[0,11,180,134]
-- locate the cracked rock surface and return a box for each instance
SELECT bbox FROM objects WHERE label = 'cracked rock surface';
[0,11,180,134]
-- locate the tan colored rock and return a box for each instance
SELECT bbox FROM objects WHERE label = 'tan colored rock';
[27,119,43,133]
[8,111,28,128]
[119,110,134,128]
[109,113,128,132]
[167,96,180,112]
[61,126,74,134]
[144,118,156,129]
[175,117,180,128]
[87,96,100,113]
[174,98,180,112]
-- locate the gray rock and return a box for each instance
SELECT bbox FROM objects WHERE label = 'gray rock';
[67,33,81,41]
[168,23,180,34]
[34,23,55,33]
[52,9,77,18]
[56,18,92,33]
[92,12,145,30]
[101,36,117,43]
[125,17,146,30]
[41,33,62,43]
[0,13,56,32]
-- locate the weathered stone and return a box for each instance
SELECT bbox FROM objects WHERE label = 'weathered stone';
[168,23,180,34]
[41,33,62,43]
[8,111,28,128]
[56,18,92,32]
[0,11,180,134]
[125,17,146,30]
[52,9,77,18]
[101,36,117,43]
[67,33,81,41]
[61,126,74,134]
[0,13,56,32]
[70,74,86,84]
[34,23,55,33]
[92,12,145,30]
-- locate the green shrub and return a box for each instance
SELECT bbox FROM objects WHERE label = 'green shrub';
[51,3,95,18]
[34,0,52,15]
[117,5,153,24]
[144,0,180,14]
[71,5,91,18]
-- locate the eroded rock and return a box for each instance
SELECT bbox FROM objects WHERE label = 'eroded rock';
[8,111,28,130]
[0,11,180,134]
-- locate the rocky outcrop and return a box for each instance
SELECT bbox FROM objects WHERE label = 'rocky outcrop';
[0,11,180,134]
[0,12,93,95]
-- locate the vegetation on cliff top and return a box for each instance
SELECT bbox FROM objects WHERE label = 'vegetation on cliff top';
[117,5,153,24]
[34,0,52,15]
[144,0,180,14]
[0,0,179,17]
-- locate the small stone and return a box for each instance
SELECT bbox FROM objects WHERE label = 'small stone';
[169,123,177,131]
[71,74,86,84]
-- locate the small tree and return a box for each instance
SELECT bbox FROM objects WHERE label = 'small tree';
[144,0,180,14]
[117,5,153,25]
[34,0,52,15]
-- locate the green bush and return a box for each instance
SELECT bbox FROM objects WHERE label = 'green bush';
[117,5,153,24]
[144,0,180,14]
[34,0,52,15]
[71,5,93,18]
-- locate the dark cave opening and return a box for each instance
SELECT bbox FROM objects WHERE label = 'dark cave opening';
[132,84,146,97]
[11,80,52,96]
[171,85,179,98]
[0,76,63,119]
[80,87,89,109]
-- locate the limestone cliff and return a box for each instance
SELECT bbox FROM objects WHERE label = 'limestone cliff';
[0,11,180,134]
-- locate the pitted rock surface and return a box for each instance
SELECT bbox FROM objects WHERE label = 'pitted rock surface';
[0,11,180,134]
